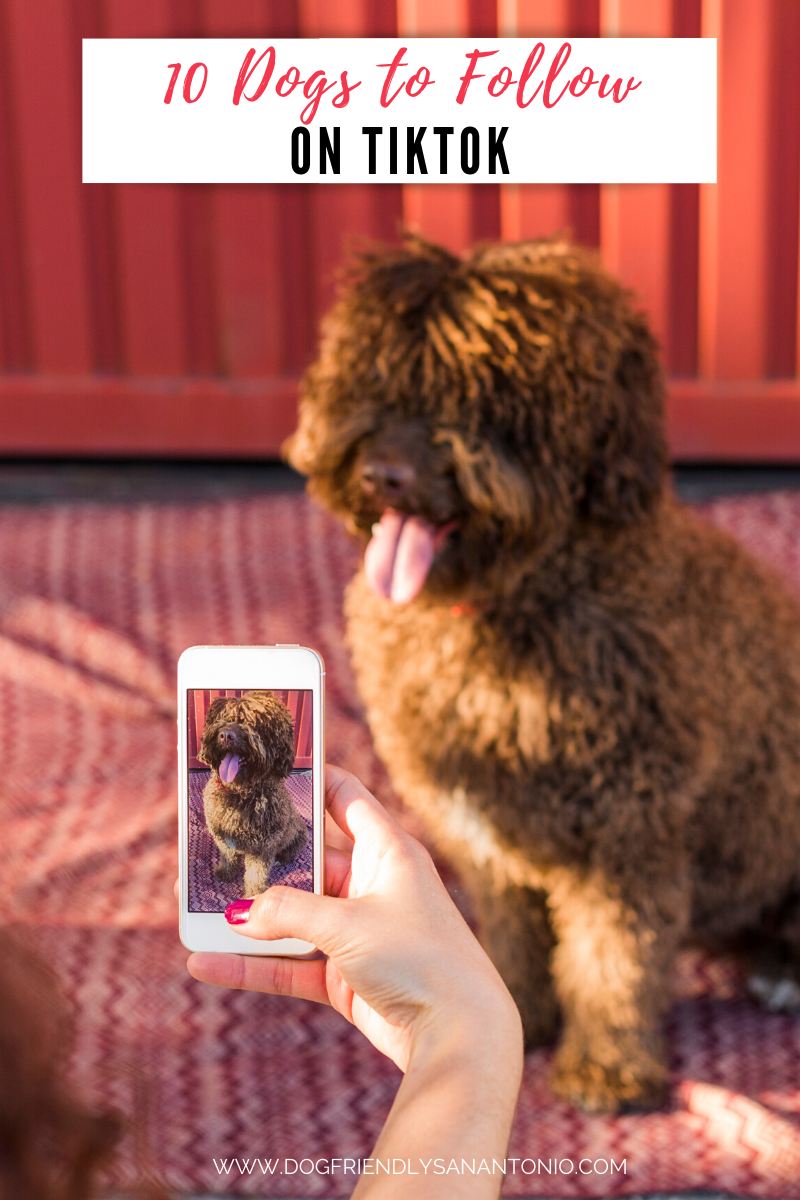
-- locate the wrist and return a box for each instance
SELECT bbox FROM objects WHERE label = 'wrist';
[366,984,523,1191]
[407,983,523,1080]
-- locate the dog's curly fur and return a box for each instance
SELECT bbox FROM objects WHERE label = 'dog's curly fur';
[287,236,800,1114]
[199,691,307,898]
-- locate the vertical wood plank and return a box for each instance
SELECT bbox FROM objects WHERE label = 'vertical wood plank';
[73,0,124,372]
[115,186,188,375]
[81,182,124,373]
[699,0,771,379]
[285,690,300,726]
[765,0,800,377]
[201,0,291,33]
[202,0,298,376]
[669,182,700,376]
[104,0,188,375]
[598,2,672,353]
[296,690,313,762]
[567,186,600,246]
[400,0,472,253]
[501,185,571,243]
[470,0,500,34]
[568,0,599,32]
[604,0,701,374]
[5,0,93,370]
[401,0,500,252]
[404,185,474,253]
[301,0,402,340]
[310,185,403,327]
[300,0,396,35]
[278,184,317,371]
[666,0,702,375]
[0,0,31,369]
[285,689,302,760]
[180,185,221,375]
[300,0,367,33]
[601,184,671,348]
[697,0,721,380]
[500,1,599,246]
[212,187,286,377]
[672,0,702,37]
[501,0,571,242]
[187,691,198,760]
[798,201,800,377]
[398,0,469,34]
[195,691,209,746]
[471,185,502,241]
[567,1,600,244]
[503,0,567,33]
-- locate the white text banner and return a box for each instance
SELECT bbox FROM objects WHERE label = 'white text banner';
[83,38,716,184]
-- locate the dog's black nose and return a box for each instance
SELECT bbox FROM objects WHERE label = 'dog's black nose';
[219,728,237,746]
[360,459,416,501]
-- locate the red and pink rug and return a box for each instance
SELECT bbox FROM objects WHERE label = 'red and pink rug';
[0,489,799,1197]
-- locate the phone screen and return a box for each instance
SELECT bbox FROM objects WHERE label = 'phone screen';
[186,688,314,913]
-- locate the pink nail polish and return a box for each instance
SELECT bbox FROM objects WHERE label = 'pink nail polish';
[225,898,254,925]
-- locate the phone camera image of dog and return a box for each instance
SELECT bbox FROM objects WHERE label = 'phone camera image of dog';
[198,691,308,897]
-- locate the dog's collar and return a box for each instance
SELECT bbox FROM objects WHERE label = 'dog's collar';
[450,603,478,618]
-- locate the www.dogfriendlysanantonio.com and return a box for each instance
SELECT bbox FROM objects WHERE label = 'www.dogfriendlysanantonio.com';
[212,1155,627,1180]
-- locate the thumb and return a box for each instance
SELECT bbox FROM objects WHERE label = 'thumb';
[231,885,346,954]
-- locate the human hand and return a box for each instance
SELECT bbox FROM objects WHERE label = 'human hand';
[187,765,520,1072]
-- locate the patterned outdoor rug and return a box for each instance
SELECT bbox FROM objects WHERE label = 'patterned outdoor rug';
[0,489,799,1197]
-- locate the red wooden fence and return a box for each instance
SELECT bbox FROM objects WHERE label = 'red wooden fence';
[187,688,313,769]
[0,0,798,460]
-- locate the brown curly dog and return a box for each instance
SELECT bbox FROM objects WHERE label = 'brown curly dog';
[199,691,307,897]
[287,237,800,1114]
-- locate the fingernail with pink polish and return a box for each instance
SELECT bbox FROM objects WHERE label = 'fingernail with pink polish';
[225,899,254,925]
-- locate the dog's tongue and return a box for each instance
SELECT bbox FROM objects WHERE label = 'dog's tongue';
[364,510,437,605]
[219,754,240,784]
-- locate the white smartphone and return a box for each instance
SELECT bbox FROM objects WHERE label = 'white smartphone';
[178,644,325,957]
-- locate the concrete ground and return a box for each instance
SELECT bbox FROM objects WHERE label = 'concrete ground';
[0,458,799,505]
[0,458,305,503]
[672,463,800,502]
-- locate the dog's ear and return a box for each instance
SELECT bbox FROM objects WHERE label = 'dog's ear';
[251,695,296,777]
[285,398,377,520]
[203,697,229,727]
[198,696,229,764]
[582,338,669,524]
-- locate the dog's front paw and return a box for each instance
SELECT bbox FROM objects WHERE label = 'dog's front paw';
[748,973,800,1012]
[243,855,271,896]
[214,860,239,883]
[551,1048,668,1115]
